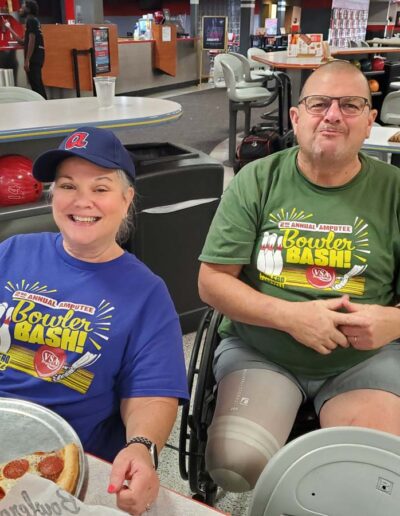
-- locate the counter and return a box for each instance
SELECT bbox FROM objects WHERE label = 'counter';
[116,36,198,95]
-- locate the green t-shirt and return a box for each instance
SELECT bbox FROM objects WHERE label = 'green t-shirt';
[200,147,400,378]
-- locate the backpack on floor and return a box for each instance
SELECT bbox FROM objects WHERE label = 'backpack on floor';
[234,128,284,175]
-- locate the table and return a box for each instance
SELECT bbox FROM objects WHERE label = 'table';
[253,47,400,104]
[367,38,400,47]
[0,96,182,159]
[363,126,400,166]
[0,96,182,142]
[83,454,229,516]
[253,47,400,71]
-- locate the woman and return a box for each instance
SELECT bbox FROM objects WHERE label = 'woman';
[0,126,189,515]
[4,1,47,99]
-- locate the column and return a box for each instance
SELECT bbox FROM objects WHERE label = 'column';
[190,0,200,38]
[62,0,75,24]
[239,0,255,55]
[276,0,286,34]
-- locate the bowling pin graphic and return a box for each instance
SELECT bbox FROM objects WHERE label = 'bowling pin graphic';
[273,236,284,276]
[265,233,277,275]
[0,302,7,320]
[0,306,13,354]
[257,231,270,274]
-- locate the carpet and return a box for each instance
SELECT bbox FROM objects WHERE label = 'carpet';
[117,87,268,155]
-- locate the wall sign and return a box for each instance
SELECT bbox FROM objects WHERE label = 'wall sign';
[92,27,111,74]
[201,16,227,50]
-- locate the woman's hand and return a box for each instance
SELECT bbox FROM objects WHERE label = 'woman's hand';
[108,444,159,515]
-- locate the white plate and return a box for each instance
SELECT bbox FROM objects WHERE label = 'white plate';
[0,397,86,497]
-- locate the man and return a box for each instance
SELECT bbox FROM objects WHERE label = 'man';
[198,60,400,492]
[4,1,47,99]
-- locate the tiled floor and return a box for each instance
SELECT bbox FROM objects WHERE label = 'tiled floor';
[150,84,251,515]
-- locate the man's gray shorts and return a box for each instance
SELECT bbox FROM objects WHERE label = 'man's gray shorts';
[213,337,400,414]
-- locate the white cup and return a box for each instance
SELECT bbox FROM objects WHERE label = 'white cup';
[93,76,116,108]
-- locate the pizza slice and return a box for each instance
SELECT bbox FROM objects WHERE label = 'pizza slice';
[388,131,400,143]
[0,443,79,500]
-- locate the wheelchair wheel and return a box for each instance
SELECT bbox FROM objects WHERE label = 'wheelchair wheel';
[178,307,222,505]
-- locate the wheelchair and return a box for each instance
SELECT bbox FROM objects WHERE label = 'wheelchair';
[178,306,320,506]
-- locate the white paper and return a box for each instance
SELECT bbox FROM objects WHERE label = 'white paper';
[0,474,125,515]
[162,26,171,42]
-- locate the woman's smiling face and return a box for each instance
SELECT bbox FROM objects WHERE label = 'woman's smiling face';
[52,157,134,261]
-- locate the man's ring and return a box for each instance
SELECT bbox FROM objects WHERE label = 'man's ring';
[145,503,151,512]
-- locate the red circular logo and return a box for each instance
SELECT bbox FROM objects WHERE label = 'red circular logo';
[306,266,336,289]
[34,346,66,378]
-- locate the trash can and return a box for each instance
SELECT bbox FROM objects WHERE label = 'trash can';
[126,142,224,334]
[0,69,15,86]
[0,200,56,243]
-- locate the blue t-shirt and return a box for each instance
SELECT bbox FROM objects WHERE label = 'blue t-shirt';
[0,233,189,461]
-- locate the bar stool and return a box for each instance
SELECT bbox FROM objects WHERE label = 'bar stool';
[214,53,264,89]
[247,48,273,77]
[380,91,400,125]
[230,52,274,82]
[0,86,45,103]
[221,61,272,164]
[0,69,14,87]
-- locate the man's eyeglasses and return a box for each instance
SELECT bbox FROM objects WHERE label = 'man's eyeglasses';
[299,95,371,116]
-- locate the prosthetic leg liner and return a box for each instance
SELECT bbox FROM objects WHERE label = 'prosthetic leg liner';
[206,368,302,492]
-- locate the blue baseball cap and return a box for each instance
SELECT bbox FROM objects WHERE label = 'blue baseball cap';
[32,126,135,183]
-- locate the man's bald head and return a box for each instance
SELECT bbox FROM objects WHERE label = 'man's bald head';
[300,60,372,104]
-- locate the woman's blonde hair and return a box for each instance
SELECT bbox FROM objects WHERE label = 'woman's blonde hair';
[48,167,135,245]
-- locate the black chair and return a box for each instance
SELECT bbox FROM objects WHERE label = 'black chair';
[179,307,319,506]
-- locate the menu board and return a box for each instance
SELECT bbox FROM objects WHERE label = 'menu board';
[202,16,227,50]
[265,18,278,36]
[287,33,323,57]
[92,27,111,74]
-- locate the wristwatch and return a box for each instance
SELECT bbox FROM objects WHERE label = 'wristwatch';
[125,436,158,470]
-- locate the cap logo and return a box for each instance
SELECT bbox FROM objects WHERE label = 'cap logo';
[64,132,89,150]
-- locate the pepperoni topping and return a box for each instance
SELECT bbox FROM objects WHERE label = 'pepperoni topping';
[38,456,64,480]
[0,487,5,500]
[3,459,29,479]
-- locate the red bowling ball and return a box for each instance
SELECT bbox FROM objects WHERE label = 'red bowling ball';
[0,155,43,206]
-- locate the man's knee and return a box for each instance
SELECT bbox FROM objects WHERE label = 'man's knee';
[205,415,282,492]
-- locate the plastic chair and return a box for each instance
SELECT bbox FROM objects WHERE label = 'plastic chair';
[220,60,273,163]
[0,86,45,103]
[213,53,264,89]
[248,426,400,516]
[380,91,400,125]
[247,48,271,71]
[230,52,274,82]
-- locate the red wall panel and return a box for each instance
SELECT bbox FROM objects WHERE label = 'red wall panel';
[104,0,190,16]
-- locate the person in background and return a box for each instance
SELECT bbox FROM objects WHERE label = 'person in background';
[0,126,189,515]
[3,0,47,98]
[198,60,400,493]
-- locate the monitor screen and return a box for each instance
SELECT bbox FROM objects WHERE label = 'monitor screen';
[139,0,162,9]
